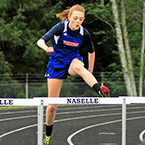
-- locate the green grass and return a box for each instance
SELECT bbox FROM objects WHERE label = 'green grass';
[0,104,68,109]
[0,106,34,109]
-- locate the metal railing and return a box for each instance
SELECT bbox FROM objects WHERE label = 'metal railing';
[0,73,144,97]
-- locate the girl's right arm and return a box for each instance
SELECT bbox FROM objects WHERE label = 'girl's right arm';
[37,39,54,53]
[37,22,64,53]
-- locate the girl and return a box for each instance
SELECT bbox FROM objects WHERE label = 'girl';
[37,4,109,145]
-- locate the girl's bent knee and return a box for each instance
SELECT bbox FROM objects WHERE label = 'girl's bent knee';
[74,65,83,73]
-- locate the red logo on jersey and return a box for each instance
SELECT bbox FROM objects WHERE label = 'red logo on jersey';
[63,40,79,47]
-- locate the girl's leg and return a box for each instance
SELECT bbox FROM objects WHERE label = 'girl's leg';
[43,79,63,144]
[68,59,98,87]
[45,79,63,139]
[46,79,63,126]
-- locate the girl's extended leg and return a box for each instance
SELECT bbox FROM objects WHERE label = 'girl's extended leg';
[68,59,98,87]
[68,59,110,98]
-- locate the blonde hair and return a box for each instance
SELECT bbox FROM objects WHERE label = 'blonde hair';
[56,4,85,22]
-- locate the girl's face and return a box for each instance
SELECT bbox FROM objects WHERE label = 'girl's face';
[68,10,85,30]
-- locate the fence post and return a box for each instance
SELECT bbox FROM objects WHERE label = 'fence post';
[101,72,104,86]
[122,98,126,145]
[26,73,28,99]
[37,100,44,145]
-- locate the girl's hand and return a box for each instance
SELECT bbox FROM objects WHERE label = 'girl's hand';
[37,39,54,53]
[44,47,54,53]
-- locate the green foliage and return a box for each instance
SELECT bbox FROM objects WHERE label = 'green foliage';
[122,0,144,77]
[0,0,53,74]
[0,0,143,72]
[0,52,12,75]
[28,83,48,98]
[0,0,9,8]
[81,2,118,71]
[102,72,127,96]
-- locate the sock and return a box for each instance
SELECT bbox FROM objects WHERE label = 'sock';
[46,124,53,136]
[92,83,101,94]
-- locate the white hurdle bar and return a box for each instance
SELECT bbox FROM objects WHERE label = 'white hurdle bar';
[1,97,145,145]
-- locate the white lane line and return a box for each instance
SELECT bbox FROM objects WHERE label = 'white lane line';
[0,124,37,138]
[55,112,121,123]
[0,105,114,115]
[1,105,145,122]
[0,105,144,115]
[57,105,145,111]
[57,105,118,110]
[0,110,36,115]
[1,105,144,116]
[67,116,145,145]
[0,105,118,121]
[57,107,121,115]
[99,132,115,135]
[67,120,121,145]
[0,115,37,122]
[0,108,122,122]
[0,107,120,122]
[58,109,145,116]
[1,109,145,122]
[139,130,145,142]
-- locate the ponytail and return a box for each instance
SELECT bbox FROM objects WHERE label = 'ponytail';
[56,8,70,22]
[56,4,85,22]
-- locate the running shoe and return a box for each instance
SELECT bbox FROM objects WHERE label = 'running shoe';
[42,135,52,145]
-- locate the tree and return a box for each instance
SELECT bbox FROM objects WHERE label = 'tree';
[120,0,137,96]
[110,0,133,96]
[139,3,145,96]
[0,0,62,74]
[110,0,145,96]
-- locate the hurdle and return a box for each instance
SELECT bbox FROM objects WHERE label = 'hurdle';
[0,97,145,145]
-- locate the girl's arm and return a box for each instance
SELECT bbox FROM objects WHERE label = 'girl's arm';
[37,22,64,53]
[37,39,54,53]
[88,52,95,73]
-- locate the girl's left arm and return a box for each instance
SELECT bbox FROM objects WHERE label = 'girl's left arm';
[88,51,95,73]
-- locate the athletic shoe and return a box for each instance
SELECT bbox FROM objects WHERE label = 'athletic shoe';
[42,135,52,145]
[100,86,110,97]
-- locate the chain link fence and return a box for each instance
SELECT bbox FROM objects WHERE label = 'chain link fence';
[0,72,144,98]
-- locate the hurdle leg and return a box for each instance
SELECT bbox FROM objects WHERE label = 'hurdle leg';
[122,98,126,145]
[37,100,44,145]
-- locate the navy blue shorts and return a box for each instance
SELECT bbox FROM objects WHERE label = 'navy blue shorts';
[45,57,83,79]
[45,66,68,79]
